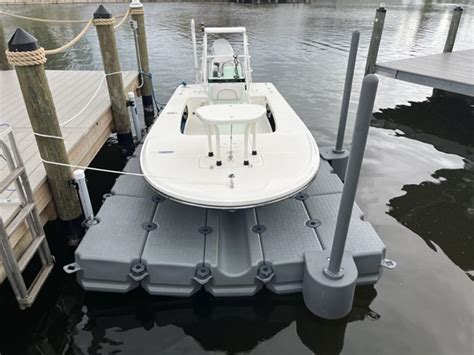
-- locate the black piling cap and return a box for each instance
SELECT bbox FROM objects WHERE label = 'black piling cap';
[93,4,112,19]
[8,28,39,52]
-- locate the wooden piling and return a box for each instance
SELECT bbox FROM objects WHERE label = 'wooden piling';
[130,1,155,128]
[6,28,81,222]
[443,6,463,53]
[93,5,134,156]
[365,5,386,75]
[0,20,12,70]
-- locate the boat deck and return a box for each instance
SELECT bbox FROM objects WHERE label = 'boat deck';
[0,70,139,283]
[375,49,474,96]
[70,146,386,297]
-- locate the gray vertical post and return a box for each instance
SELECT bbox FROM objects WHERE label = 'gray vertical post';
[93,5,134,156]
[130,0,155,128]
[334,30,360,153]
[443,6,463,53]
[326,74,379,277]
[303,75,379,320]
[364,5,386,75]
[0,19,11,70]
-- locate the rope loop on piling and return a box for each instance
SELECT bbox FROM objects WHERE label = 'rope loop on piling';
[0,9,131,24]
[93,17,116,27]
[5,47,47,66]
[130,8,145,16]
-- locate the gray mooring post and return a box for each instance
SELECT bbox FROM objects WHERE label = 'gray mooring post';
[0,20,11,70]
[319,30,360,180]
[334,30,360,154]
[303,75,379,320]
[130,0,155,128]
[443,6,463,53]
[93,5,134,156]
[327,75,379,276]
[365,4,386,75]
[6,29,82,223]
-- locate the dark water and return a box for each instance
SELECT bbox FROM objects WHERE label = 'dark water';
[1,1,473,354]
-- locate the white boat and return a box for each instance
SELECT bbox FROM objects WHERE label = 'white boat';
[140,23,320,209]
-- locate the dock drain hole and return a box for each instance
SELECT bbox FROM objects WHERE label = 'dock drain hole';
[295,192,309,201]
[142,222,158,231]
[132,264,146,274]
[305,219,321,229]
[198,226,213,235]
[152,195,166,203]
[252,225,267,234]
[195,266,211,280]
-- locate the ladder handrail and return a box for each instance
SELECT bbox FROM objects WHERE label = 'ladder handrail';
[0,129,54,309]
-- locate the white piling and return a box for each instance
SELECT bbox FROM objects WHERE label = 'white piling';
[128,91,142,143]
[73,169,94,224]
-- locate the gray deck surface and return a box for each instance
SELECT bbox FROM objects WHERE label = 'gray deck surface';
[73,150,386,296]
[375,49,474,96]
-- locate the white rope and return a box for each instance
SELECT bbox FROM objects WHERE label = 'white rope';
[33,132,64,140]
[32,71,123,140]
[41,158,229,186]
[41,158,145,177]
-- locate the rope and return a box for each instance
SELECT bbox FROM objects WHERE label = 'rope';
[42,159,146,177]
[93,8,131,29]
[0,9,131,24]
[5,47,46,66]
[130,8,145,16]
[93,18,115,26]
[40,158,229,186]
[0,10,90,24]
[31,71,122,140]
[44,19,93,55]
[114,8,131,29]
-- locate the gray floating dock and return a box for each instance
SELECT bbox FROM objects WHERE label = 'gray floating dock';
[375,49,474,96]
[71,147,386,298]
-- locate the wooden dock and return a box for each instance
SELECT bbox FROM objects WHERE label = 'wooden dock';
[0,69,138,283]
[375,49,474,96]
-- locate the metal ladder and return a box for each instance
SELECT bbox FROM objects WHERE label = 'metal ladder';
[0,127,54,309]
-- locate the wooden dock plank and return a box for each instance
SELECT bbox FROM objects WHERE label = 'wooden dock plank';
[375,49,474,96]
[0,69,138,283]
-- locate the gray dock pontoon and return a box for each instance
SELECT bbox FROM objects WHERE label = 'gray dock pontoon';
[64,32,393,320]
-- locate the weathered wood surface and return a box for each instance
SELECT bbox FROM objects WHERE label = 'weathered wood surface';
[375,49,474,97]
[0,69,138,283]
[95,19,132,137]
[14,64,81,221]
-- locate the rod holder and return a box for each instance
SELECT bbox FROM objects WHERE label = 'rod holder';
[73,169,95,226]
[128,92,142,143]
[303,75,379,320]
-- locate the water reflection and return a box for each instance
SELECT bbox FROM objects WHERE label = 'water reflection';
[0,1,473,354]
[373,95,474,280]
[0,284,377,355]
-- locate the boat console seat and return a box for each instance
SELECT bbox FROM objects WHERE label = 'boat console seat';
[196,103,266,166]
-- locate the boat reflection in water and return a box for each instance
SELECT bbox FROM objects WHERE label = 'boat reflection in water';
[78,286,379,354]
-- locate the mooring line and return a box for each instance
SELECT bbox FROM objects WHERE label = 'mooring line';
[0,9,130,24]
[40,158,230,186]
